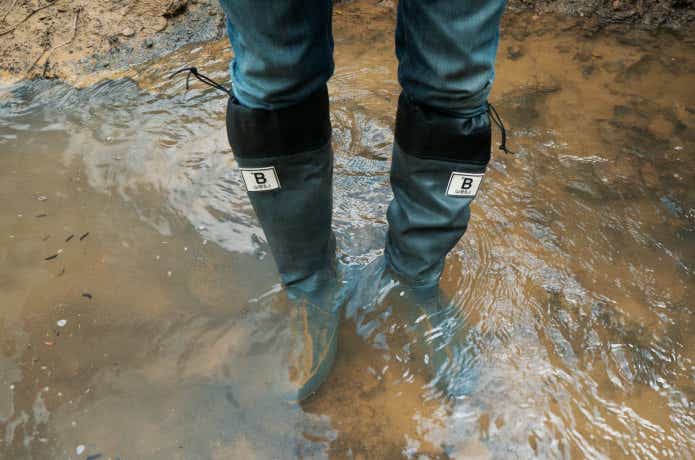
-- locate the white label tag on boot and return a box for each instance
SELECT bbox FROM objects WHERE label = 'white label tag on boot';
[240,167,281,192]
[446,172,484,197]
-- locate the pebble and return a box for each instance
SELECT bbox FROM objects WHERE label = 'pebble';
[57,319,67,327]
[121,27,135,37]
[76,444,85,455]
[507,45,523,60]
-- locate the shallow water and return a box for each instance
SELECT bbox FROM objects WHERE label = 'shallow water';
[1,2,694,459]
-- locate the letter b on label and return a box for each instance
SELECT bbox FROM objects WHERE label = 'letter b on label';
[253,172,267,185]
[241,167,281,192]
[446,172,484,197]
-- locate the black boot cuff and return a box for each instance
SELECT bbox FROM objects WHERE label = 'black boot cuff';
[394,93,491,164]
[226,86,332,158]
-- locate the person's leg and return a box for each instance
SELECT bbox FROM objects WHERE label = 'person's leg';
[386,0,507,287]
[219,0,339,401]
[220,0,335,286]
[395,0,505,117]
[219,0,334,109]
[373,0,507,399]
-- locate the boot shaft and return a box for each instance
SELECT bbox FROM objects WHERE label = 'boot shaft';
[385,93,492,287]
[226,86,336,287]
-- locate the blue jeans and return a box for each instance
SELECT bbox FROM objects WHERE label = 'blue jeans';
[218,0,506,117]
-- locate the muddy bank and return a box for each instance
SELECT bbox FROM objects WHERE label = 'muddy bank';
[509,0,695,29]
[1,0,693,85]
[0,0,226,83]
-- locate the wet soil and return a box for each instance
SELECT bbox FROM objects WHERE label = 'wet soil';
[0,0,225,83]
[510,0,695,29]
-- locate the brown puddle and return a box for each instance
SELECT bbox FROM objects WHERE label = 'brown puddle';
[1,1,694,459]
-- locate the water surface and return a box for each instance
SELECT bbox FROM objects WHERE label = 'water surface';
[1,2,694,459]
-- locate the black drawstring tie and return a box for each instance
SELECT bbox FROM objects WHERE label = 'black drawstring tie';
[169,67,232,97]
[169,68,516,155]
[488,103,515,155]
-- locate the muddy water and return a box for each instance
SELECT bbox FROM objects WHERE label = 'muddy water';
[1,2,694,459]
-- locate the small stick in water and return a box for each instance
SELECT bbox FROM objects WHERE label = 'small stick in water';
[82,293,93,300]
[65,234,74,242]
[79,232,89,241]
[44,254,58,261]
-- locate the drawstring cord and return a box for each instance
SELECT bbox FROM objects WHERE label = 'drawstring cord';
[169,67,516,155]
[169,67,232,97]
[488,103,515,155]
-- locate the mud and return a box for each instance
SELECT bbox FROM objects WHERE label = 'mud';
[0,0,225,83]
[510,0,695,29]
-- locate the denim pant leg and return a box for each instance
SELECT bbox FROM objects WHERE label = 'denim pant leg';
[218,0,334,109]
[396,0,507,117]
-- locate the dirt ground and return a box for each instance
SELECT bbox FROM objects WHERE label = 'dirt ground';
[510,0,695,27]
[0,0,694,84]
[0,0,225,83]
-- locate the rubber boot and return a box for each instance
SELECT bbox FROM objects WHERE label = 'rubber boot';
[383,93,492,397]
[385,93,492,288]
[226,86,340,401]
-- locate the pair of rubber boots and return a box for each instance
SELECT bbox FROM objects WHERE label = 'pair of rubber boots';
[227,86,491,401]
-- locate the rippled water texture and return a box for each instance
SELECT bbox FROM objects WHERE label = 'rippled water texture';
[1,3,694,459]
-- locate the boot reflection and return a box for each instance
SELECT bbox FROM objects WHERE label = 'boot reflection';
[248,264,355,402]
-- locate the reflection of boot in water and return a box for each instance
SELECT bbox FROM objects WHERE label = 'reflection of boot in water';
[226,86,344,401]
[379,94,502,398]
[246,266,351,402]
